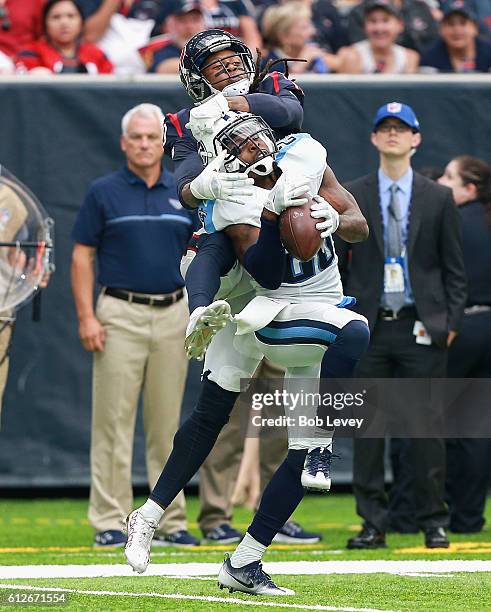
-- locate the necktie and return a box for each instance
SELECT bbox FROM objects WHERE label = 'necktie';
[385,184,406,313]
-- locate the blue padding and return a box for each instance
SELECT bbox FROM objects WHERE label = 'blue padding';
[255,318,339,347]
[336,296,357,308]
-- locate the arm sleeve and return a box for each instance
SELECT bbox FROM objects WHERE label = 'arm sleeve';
[71,186,105,246]
[246,91,303,131]
[186,232,236,312]
[243,217,286,289]
[439,190,467,332]
[174,151,205,208]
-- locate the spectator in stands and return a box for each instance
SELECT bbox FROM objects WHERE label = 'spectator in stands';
[335,101,467,550]
[261,1,339,73]
[302,0,350,52]
[348,0,439,53]
[71,104,198,548]
[420,0,491,72]
[0,0,45,60]
[79,0,162,74]
[336,0,419,73]
[201,0,262,52]
[16,0,113,74]
[142,0,206,74]
[438,155,491,533]
[255,0,349,53]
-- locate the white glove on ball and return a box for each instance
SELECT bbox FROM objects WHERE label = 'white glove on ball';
[189,150,254,205]
[264,172,310,215]
[310,194,340,238]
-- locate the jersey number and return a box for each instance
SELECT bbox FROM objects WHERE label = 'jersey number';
[283,238,334,284]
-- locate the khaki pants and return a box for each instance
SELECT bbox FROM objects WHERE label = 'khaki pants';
[198,359,287,533]
[88,293,188,534]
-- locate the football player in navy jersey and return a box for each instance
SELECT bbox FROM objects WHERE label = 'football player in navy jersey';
[164,28,305,210]
[163,29,306,341]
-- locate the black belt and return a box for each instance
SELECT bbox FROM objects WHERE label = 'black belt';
[104,287,184,307]
[378,306,417,321]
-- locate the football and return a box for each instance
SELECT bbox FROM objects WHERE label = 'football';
[279,195,322,262]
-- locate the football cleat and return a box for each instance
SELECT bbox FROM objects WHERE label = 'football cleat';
[124,509,158,574]
[218,554,295,596]
[301,446,336,491]
[273,521,321,544]
[185,300,232,360]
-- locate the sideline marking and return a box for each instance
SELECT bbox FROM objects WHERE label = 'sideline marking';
[1,560,491,579]
[0,583,397,612]
[397,542,491,554]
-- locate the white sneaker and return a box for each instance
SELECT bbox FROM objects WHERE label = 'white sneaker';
[185,300,232,361]
[124,509,158,574]
[301,447,335,491]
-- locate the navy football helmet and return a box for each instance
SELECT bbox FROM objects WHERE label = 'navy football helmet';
[179,29,255,102]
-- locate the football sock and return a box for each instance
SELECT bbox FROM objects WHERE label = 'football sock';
[139,499,164,526]
[243,217,286,289]
[150,376,239,509]
[320,320,370,378]
[186,232,236,313]
[248,448,307,546]
[229,532,267,568]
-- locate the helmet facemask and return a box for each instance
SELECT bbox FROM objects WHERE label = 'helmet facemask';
[214,115,278,177]
[180,30,255,103]
[200,51,254,98]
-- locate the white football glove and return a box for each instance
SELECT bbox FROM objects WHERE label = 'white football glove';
[264,172,310,215]
[189,150,254,205]
[310,194,340,238]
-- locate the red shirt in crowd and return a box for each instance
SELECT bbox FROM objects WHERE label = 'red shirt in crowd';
[16,39,113,73]
[0,0,46,58]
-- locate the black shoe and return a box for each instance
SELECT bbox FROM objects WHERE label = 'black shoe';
[217,554,295,595]
[347,526,387,549]
[424,527,449,548]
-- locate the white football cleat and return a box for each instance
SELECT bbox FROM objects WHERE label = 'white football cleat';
[185,300,232,360]
[301,446,334,491]
[124,509,158,574]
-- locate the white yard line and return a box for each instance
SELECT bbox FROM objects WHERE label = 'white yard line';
[0,560,491,579]
[0,583,397,612]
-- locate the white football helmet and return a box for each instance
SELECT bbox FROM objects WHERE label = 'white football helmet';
[188,98,278,176]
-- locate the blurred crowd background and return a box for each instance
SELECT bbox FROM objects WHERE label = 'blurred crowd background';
[1,0,490,77]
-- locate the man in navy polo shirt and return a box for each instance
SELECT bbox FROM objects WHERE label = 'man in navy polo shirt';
[71,103,198,548]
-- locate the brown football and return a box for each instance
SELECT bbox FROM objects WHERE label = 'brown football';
[279,195,322,262]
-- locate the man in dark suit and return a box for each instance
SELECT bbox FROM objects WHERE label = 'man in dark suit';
[335,102,467,549]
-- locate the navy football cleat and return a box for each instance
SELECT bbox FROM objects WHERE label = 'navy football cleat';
[218,554,295,596]
[301,446,336,491]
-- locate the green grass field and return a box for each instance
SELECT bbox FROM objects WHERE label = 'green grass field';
[1,494,491,611]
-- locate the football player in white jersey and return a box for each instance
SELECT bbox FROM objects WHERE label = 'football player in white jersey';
[182,94,367,357]
[124,110,369,596]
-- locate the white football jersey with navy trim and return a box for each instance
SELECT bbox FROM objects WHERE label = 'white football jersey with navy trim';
[256,133,343,305]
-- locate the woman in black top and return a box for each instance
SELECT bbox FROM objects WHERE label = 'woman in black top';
[439,155,491,533]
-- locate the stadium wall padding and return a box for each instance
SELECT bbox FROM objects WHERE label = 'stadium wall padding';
[0,77,489,487]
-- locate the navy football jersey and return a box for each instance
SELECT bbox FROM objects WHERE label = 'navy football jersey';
[164,71,304,161]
